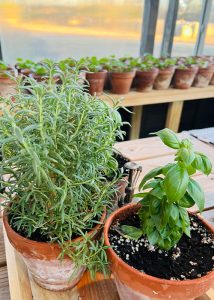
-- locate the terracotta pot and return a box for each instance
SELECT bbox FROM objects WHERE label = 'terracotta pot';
[210,73,214,85]
[110,71,135,94]
[135,68,159,92]
[154,67,175,90]
[4,209,106,291]
[0,74,17,98]
[86,70,107,96]
[173,66,198,89]
[20,68,32,77]
[104,203,214,300]
[193,65,214,88]
[29,73,60,84]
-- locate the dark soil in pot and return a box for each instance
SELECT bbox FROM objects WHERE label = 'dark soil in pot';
[86,70,107,96]
[154,67,175,90]
[135,68,159,92]
[109,213,214,281]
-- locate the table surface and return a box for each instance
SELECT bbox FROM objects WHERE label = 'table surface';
[1,132,214,300]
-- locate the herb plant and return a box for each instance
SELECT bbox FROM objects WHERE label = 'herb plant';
[0,62,125,276]
[156,58,176,69]
[122,129,212,250]
[16,58,36,70]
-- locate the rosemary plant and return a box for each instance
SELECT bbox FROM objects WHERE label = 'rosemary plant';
[0,62,125,277]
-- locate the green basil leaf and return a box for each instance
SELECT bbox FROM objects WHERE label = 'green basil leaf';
[139,166,162,190]
[153,128,180,149]
[163,162,189,203]
[170,204,179,222]
[147,230,159,245]
[179,193,195,208]
[162,163,176,175]
[121,225,143,240]
[178,147,195,166]
[187,178,205,212]
[192,152,212,175]
[143,178,162,190]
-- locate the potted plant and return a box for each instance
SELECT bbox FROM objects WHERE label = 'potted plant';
[15,58,36,76]
[173,57,198,89]
[104,128,214,300]
[154,58,176,90]
[135,63,159,92]
[193,60,214,88]
[0,60,16,98]
[108,58,136,94]
[0,62,125,291]
[83,56,107,96]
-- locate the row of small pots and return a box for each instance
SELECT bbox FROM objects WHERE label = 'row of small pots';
[86,64,214,96]
[3,201,214,299]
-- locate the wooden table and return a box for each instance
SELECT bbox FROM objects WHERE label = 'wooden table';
[1,132,214,299]
[101,86,214,139]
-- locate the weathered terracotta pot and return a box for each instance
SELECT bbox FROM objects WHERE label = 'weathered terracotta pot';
[110,71,135,94]
[104,203,214,300]
[135,68,159,92]
[4,209,106,291]
[154,67,175,90]
[210,73,214,85]
[0,74,17,98]
[193,65,214,88]
[86,70,107,96]
[173,66,198,89]
[20,68,32,77]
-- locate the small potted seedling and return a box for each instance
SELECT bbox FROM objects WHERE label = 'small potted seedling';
[104,128,214,300]
[154,57,176,90]
[193,59,214,88]
[83,56,107,96]
[173,57,198,89]
[0,60,16,97]
[108,58,136,94]
[15,58,36,76]
[134,54,159,92]
[1,62,125,291]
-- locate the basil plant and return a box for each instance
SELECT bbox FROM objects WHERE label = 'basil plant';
[122,129,212,250]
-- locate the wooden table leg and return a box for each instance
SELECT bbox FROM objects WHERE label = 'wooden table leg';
[130,106,143,140]
[165,101,184,132]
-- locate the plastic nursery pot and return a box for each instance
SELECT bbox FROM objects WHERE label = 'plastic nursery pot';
[173,66,198,89]
[104,203,214,300]
[135,68,159,92]
[85,70,107,96]
[20,68,32,77]
[154,67,175,90]
[3,209,106,291]
[110,71,136,95]
[193,65,214,88]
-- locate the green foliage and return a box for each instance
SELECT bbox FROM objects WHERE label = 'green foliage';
[0,62,125,275]
[122,128,212,250]
[0,60,9,71]
[16,58,36,70]
[155,57,176,69]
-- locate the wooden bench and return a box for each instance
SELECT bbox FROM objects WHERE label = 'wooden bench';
[101,86,214,139]
[1,133,214,299]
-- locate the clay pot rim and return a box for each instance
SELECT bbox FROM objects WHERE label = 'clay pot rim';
[110,70,135,75]
[85,69,107,74]
[3,207,106,247]
[136,67,159,73]
[104,202,214,286]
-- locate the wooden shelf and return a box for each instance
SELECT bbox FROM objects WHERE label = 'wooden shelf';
[101,86,214,139]
[101,86,214,107]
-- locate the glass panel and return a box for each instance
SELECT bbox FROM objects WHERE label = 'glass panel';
[172,0,203,57]
[153,0,169,57]
[0,0,144,64]
[203,1,214,56]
